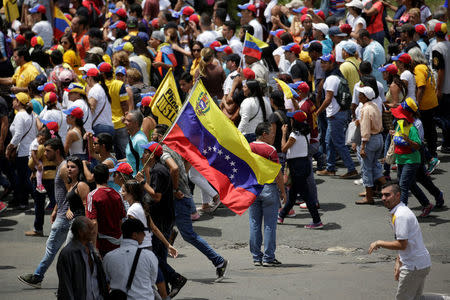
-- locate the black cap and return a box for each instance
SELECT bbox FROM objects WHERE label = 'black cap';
[122,218,146,237]
[127,16,138,28]
[224,53,241,64]
[397,23,415,34]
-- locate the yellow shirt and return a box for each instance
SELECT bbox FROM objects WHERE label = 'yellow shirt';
[190,57,201,78]
[339,57,361,97]
[63,49,82,75]
[414,64,438,111]
[140,54,152,79]
[12,61,40,88]
[105,79,129,129]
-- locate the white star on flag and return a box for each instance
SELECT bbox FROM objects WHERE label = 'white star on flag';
[217,149,223,155]
[230,161,236,166]
[212,146,217,152]
[203,149,208,155]
[230,174,234,179]
[232,168,238,173]
[224,155,230,160]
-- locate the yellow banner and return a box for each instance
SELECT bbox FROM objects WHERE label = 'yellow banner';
[150,69,182,126]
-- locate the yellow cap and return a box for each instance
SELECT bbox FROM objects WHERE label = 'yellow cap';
[15,92,30,105]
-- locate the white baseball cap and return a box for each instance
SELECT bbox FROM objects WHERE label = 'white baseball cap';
[79,63,98,72]
[356,86,376,100]
[312,23,329,36]
[346,0,363,9]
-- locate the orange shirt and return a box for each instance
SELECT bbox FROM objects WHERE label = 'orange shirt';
[73,30,90,60]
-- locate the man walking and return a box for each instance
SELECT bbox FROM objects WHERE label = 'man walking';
[369,182,431,300]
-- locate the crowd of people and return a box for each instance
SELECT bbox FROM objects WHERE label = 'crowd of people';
[0,0,448,298]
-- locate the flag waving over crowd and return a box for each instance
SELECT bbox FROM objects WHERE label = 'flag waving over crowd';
[53,7,71,40]
[242,32,268,60]
[163,81,280,215]
[150,69,183,126]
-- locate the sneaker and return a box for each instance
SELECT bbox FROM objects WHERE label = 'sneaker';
[277,216,284,224]
[437,145,442,151]
[169,274,187,298]
[427,158,440,175]
[419,204,434,218]
[18,273,42,288]
[191,212,200,221]
[436,192,444,208]
[0,201,7,214]
[25,230,44,237]
[263,259,282,267]
[208,197,221,213]
[391,164,397,170]
[36,184,46,194]
[316,170,336,176]
[253,261,262,266]
[353,178,363,185]
[215,259,228,282]
[304,222,324,229]
[339,170,359,179]
[279,208,296,217]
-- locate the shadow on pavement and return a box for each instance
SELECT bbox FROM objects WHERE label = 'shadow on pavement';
[319,203,346,211]
[418,216,450,227]
[193,226,222,237]
[0,218,18,227]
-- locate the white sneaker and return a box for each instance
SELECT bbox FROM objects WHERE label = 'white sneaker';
[353,178,363,185]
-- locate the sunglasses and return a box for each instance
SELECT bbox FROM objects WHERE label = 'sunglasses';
[192,49,201,52]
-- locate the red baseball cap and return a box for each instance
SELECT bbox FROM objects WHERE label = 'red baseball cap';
[15,34,26,45]
[140,142,163,157]
[238,3,257,13]
[28,4,46,14]
[63,106,84,119]
[282,42,301,54]
[301,14,312,22]
[83,68,100,78]
[151,18,159,29]
[189,14,200,25]
[40,119,59,132]
[287,110,307,123]
[289,81,310,94]
[209,41,222,50]
[414,24,427,36]
[109,162,134,175]
[112,8,127,18]
[110,20,127,31]
[140,96,152,107]
[392,53,411,64]
[98,62,113,73]
[44,92,58,104]
[243,68,256,80]
[340,24,352,35]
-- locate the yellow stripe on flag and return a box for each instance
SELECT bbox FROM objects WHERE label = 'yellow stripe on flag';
[274,78,293,99]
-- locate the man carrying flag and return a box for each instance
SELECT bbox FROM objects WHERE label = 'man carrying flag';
[243,32,269,82]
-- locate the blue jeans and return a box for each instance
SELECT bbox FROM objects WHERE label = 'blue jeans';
[32,179,55,232]
[397,163,429,207]
[360,134,383,188]
[93,124,115,138]
[113,127,129,160]
[248,183,279,263]
[174,197,224,267]
[34,216,70,279]
[326,111,356,172]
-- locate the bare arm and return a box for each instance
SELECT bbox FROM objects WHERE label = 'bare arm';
[88,97,97,112]
[368,239,408,254]
[316,90,333,116]
[0,116,9,154]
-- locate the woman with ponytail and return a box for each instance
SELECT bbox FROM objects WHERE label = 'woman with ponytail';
[238,80,273,142]
[84,67,114,137]
[6,93,38,209]
[194,47,226,101]
[63,106,87,160]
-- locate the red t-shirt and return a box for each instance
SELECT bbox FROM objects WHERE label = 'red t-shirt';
[86,186,125,255]
[366,1,384,34]
[250,142,279,163]
[298,98,319,143]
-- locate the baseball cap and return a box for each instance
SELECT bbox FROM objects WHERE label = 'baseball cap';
[15,34,26,45]
[180,6,195,16]
[301,14,312,22]
[392,53,411,64]
[243,68,256,80]
[414,24,427,36]
[401,97,418,113]
[79,63,98,72]
[114,42,134,52]
[340,24,352,35]
[286,110,307,122]
[434,22,448,35]
[238,3,257,13]
[285,0,303,9]
[378,63,398,75]
[329,26,347,37]
[44,92,58,104]
[345,0,363,9]
[13,93,30,105]
[270,29,286,38]
[110,21,127,30]
[40,119,59,132]
[64,82,86,95]
[151,31,165,42]
[140,142,163,157]
[28,4,46,14]
[151,18,159,29]
[312,23,329,36]
[289,81,310,94]
[63,106,84,119]
[209,40,222,49]
[293,6,308,14]
[87,47,104,56]
[282,42,301,54]
[59,69,74,82]
[112,8,127,18]
[115,66,127,75]
[355,86,375,100]
[215,45,233,54]
[314,9,326,20]
[98,62,113,73]
[320,53,335,62]
[38,82,57,93]
[127,16,138,28]
[137,96,153,107]
[189,14,200,25]
[109,162,134,175]
[31,36,44,47]
[137,32,150,43]
[341,41,358,55]
[82,68,100,79]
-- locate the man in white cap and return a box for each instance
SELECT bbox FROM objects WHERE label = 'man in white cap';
[312,23,332,55]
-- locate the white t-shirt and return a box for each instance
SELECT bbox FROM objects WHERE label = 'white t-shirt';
[28,138,39,158]
[32,20,53,49]
[196,30,219,47]
[223,70,238,96]
[71,99,93,134]
[229,36,243,57]
[390,202,431,271]
[39,108,68,144]
[238,96,272,135]
[273,46,290,73]
[286,131,309,159]
[249,19,263,41]
[88,83,114,128]
[347,14,366,31]
[127,203,153,248]
[400,70,416,101]
[10,111,38,157]
[323,75,341,117]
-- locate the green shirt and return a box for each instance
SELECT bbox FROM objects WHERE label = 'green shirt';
[395,125,421,165]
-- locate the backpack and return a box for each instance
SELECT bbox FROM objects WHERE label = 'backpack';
[335,76,352,110]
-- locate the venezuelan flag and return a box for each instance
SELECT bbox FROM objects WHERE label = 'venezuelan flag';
[54,7,71,40]
[243,32,268,60]
[163,80,280,215]
[274,78,298,99]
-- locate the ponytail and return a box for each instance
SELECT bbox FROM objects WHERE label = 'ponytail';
[95,75,112,103]
[75,117,87,151]
[25,102,33,114]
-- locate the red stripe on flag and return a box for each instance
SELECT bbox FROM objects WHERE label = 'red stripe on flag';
[243,47,262,60]
[164,124,257,215]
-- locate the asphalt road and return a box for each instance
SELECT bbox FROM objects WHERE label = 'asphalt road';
[1,151,450,299]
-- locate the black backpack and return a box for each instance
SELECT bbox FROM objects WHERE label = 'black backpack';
[335,76,352,111]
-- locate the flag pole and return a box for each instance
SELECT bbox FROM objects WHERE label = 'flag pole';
[138,79,199,173]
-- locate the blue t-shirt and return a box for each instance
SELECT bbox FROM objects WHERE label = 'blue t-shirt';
[126,131,148,176]
[363,41,387,92]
